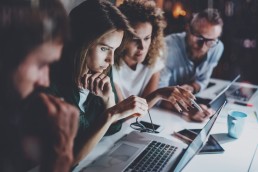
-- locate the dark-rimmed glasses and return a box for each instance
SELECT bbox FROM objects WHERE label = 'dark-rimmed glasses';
[130,110,159,133]
[189,26,219,47]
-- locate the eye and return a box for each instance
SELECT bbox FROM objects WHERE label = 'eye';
[38,62,48,69]
[101,47,109,51]
[144,37,151,41]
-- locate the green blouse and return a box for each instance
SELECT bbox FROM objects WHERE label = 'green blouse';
[46,68,122,154]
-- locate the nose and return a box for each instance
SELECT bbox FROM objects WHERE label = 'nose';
[36,66,50,88]
[105,50,114,65]
[137,40,144,50]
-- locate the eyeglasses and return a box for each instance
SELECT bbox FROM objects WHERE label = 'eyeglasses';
[189,27,219,47]
[130,110,159,133]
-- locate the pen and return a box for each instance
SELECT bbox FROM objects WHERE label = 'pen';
[190,99,203,112]
[233,101,253,107]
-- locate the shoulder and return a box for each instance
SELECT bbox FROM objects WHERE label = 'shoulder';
[152,58,165,73]
[165,32,186,45]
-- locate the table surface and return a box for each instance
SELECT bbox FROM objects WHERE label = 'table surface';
[73,78,258,172]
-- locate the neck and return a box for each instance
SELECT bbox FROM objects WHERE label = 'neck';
[123,56,138,70]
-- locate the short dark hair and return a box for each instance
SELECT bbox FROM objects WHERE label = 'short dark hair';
[0,0,69,72]
[190,8,223,28]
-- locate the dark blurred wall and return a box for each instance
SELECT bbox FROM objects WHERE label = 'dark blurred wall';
[161,0,258,84]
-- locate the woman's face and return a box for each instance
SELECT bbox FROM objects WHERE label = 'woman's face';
[123,22,152,67]
[87,30,124,73]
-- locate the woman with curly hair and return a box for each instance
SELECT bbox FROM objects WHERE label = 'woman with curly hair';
[113,0,195,111]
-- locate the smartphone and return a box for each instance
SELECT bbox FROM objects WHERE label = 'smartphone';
[177,129,198,141]
[139,121,164,132]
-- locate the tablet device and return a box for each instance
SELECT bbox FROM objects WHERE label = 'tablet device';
[175,129,224,154]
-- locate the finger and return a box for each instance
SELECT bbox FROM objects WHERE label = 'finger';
[171,88,193,107]
[174,103,183,113]
[177,86,196,99]
[94,77,101,94]
[46,94,70,114]
[177,98,189,111]
[167,96,182,112]
[99,76,110,91]
[127,95,148,107]
[39,93,59,115]
[88,73,99,93]
[134,96,148,106]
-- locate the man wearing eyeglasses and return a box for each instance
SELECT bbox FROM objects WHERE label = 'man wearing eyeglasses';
[160,8,223,93]
[159,8,223,122]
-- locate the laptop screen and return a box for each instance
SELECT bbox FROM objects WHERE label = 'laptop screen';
[173,101,226,172]
[196,75,240,111]
[209,75,240,110]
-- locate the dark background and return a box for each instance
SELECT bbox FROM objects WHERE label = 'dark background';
[114,0,258,85]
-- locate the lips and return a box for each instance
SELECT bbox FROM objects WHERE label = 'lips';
[135,51,144,56]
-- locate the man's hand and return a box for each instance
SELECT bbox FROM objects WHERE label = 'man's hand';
[24,93,79,172]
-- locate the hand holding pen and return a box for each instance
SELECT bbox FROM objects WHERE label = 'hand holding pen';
[190,99,204,112]
[183,100,213,122]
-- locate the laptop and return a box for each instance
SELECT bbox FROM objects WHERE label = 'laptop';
[81,101,226,172]
[196,74,240,111]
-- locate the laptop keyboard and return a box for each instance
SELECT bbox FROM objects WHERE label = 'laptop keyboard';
[124,141,177,172]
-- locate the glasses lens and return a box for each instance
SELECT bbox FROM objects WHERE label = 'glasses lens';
[196,39,205,47]
[206,40,218,47]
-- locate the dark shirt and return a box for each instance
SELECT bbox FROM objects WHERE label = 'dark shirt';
[46,68,122,154]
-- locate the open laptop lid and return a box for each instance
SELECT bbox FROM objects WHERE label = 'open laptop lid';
[173,101,227,172]
[196,75,240,111]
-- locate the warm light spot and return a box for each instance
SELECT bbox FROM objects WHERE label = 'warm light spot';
[116,0,124,6]
[172,3,186,18]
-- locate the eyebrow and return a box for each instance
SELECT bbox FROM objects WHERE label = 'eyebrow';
[98,43,114,49]
[133,34,152,39]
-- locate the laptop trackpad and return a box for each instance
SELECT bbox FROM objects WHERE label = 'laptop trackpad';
[84,143,140,171]
[109,143,138,163]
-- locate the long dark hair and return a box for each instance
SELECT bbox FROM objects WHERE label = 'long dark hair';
[53,0,133,89]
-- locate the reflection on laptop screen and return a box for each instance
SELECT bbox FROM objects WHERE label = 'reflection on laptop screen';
[173,101,226,172]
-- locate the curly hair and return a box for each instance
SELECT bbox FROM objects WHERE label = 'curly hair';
[116,0,167,67]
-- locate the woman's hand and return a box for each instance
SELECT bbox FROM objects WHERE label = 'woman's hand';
[182,104,214,122]
[106,95,148,122]
[157,86,195,113]
[80,72,115,108]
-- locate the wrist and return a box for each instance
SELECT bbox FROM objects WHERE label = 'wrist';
[102,92,115,108]
[42,146,73,172]
[104,107,118,124]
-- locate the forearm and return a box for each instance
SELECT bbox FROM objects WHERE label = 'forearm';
[73,112,115,164]
[145,89,162,109]
[102,92,116,109]
[41,143,74,172]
